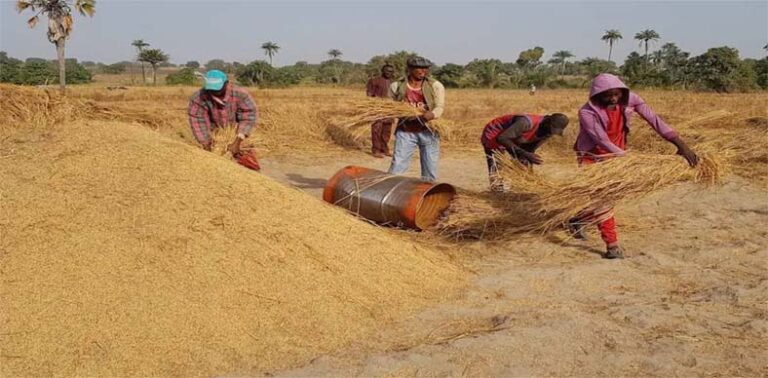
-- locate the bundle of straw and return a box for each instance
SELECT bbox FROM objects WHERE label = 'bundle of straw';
[211,126,239,157]
[439,148,725,239]
[331,97,422,128]
[327,97,452,138]
[496,149,724,233]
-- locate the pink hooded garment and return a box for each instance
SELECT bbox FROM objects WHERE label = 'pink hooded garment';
[575,73,678,156]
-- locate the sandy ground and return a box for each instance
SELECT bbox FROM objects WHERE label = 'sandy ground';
[256,147,768,377]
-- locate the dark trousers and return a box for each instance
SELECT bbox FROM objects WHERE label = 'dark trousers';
[371,119,393,154]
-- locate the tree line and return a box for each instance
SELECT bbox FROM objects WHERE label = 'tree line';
[5,0,768,93]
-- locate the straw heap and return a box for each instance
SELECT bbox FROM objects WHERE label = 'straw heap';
[1,119,465,376]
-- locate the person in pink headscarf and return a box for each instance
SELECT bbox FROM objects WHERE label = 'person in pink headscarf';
[570,73,698,259]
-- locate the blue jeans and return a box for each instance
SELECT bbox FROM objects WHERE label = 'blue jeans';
[388,127,440,182]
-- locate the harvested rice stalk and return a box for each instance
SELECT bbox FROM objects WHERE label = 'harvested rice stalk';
[331,97,422,128]
[439,148,726,240]
[496,149,725,234]
[328,97,452,137]
[211,125,239,157]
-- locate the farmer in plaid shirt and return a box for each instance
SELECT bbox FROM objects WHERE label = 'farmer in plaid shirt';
[187,70,258,157]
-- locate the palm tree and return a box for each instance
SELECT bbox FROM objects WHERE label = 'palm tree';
[601,29,622,62]
[138,48,168,85]
[261,41,279,66]
[16,0,96,94]
[131,39,149,83]
[552,50,574,75]
[635,29,661,63]
[328,49,342,60]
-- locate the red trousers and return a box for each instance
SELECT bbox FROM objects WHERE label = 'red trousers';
[371,119,393,154]
[579,157,619,246]
[597,215,618,245]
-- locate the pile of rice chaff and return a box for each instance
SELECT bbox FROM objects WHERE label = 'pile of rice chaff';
[1,109,465,376]
[439,147,725,239]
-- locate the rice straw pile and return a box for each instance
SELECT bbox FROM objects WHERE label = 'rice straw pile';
[1,118,465,376]
[439,148,725,239]
[1,84,78,128]
[0,84,176,131]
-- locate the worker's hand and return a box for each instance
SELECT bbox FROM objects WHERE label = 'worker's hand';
[227,139,242,157]
[202,142,212,151]
[670,136,698,167]
[522,151,543,165]
[677,145,698,167]
[421,111,436,122]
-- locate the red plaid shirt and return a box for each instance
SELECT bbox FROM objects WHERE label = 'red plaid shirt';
[187,84,258,145]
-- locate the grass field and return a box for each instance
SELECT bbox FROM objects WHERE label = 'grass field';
[1,83,766,376]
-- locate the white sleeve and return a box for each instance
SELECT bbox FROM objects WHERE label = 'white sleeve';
[431,81,445,119]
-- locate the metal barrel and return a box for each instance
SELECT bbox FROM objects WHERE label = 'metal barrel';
[323,166,456,230]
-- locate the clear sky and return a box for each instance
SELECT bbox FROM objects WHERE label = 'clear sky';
[1,0,766,66]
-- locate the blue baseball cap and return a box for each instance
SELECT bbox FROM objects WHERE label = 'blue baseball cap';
[203,70,227,91]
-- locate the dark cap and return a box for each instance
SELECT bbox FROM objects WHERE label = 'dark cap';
[406,56,433,68]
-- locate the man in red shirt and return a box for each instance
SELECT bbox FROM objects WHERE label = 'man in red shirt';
[366,64,395,158]
[481,113,569,191]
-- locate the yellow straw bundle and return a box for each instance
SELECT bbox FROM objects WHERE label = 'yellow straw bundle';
[439,148,725,239]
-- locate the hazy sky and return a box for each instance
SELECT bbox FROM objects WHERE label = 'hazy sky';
[1,0,766,66]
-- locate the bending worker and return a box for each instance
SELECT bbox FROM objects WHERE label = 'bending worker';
[187,69,261,170]
[480,113,569,191]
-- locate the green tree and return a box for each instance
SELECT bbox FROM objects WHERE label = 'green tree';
[686,46,756,92]
[576,57,618,78]
[753,57,768,89]
[205,59,227,71]
[261,41,280,66]
[656,43,690,87]
[236,60,273,86]
[166,67,197,85]
[328,49,343,60]
[131,39,149,83]
[103,62,127,74]
[0,51,23,83]
[433,63,464,88]
[366,51,417,78]
[550,50,575,74]
[185,61,200,69]
[621,52,650,86]
[601,29,622,62]
[138,48,168,85]
[65,59,91,83]
[17,60,57,85]
[16,0,95,94]
[465,59,504,88]
[634,29,660,64]
[516,47,545,70]
[319,58,348,84]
